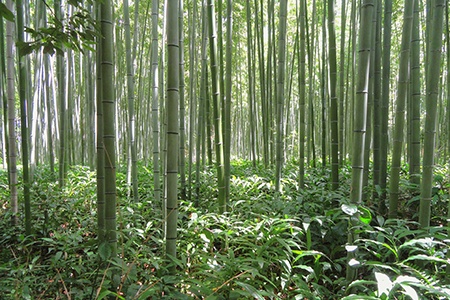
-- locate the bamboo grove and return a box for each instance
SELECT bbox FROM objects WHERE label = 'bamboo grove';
[1,0,450,292]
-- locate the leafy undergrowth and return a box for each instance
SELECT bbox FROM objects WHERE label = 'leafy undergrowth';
[0,161,449,299]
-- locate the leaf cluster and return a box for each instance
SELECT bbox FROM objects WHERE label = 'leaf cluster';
[345,219,450,299]
[18,0,98,56]
[0,2,14,21]
[0,161,449,299]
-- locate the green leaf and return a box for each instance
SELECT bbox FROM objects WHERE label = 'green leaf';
[53,251,63,263]
[399,237,444,250]
[375,184,382,196]
[376,215,385,226]
[43,43,55,55]
[137,287,159,299]
[341,295,378,300]
[40,237,55,243]
[16,41,34,56]
[292,250,326,263]
[67,0,82,7]
[358,206,372,224]
[98,242,112,260]
[347,279,377,290]
[403,254,448,264]
[0,3,14,21]
[97,290,124,300]
[235,281,265,300]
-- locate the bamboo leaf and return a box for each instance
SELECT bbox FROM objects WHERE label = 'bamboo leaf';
[358,206,372,224]
[341,203,358,216]
[0,2,14,21]
[235,281,265,300]
[375,272,393,297]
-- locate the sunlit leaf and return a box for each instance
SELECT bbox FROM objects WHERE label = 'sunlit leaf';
[399,284,419,300]
[358,206,372,224]
[345,245,358,252]
[302,221,310,231]
[341,295,379,300]
[200,233,210,243]
[348,258,360,267]
[375,272,392,297]
[376,215,385,226]
[403,254,448,264]
[341,203,358,216]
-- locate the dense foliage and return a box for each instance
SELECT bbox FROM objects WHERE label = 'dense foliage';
[0,161,449,299]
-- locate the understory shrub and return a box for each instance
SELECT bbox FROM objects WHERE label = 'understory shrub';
[0,161,449,299]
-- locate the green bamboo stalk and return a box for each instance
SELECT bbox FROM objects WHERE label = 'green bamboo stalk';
[328,0,339,190]
[151,0,160,206]
[285,35,297,159]
[205,67,213,167]
[45,53,54,176]
[217,0,224,133]
[447,3,450,274]
[207,0,226,213]
[224,0,232,204]
[187,0,198,201]
[445,5,450,270]
[54,0,66,188]
[0,2,8,171]
[160,8,166,232]
[16,0,31,235]
[101,0,117,256]
[419,0,445,228]
[275,0,287,193]
[30,38,43,176]
[447,2,450,250]
[123,0,139,202]
[196,4,207,205]
[447,3,450,166]
[298,0,306,188]
[66,46,74,167]
[255,0,268,166]
[179,0,186,201]
[306,0,317,168]
[321,3,327,168]
[372,0,382,201]
[268,0,275,165]
[362,0,377,201]
[347,0,357,158]
[347,0,374,283]
[165,0,180,270]
[388,0,415,219]
[5,0,17,226]
[409,0,421,187]
[96,3,105,243]
[246,0,256,167]
[338,0,347,167]
[85,4,95,171]
[379,0,392,214]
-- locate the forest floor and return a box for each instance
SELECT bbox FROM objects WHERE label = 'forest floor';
[0,161,449,299]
